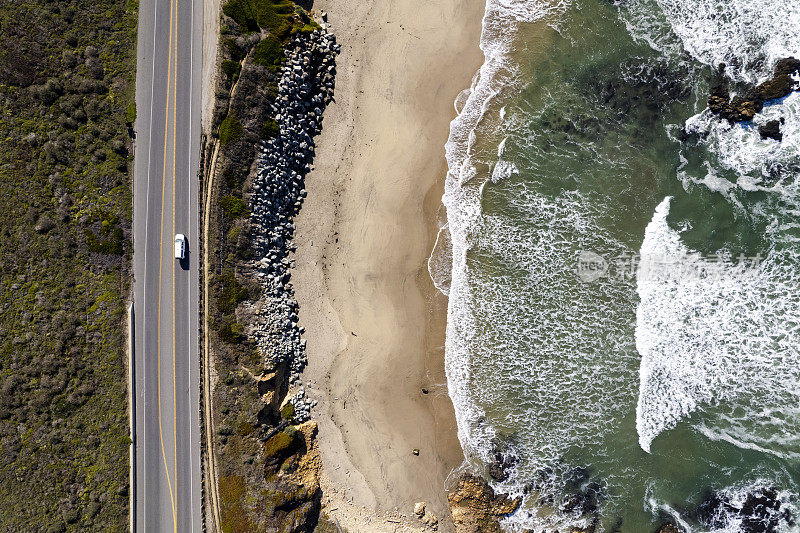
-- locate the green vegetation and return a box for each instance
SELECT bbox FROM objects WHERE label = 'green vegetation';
[219,115,244,145]
[219,475,252,533]
[221,59,242,80]
[221,0,296,35]
[263,428,297,457]
[280,400,295,420]
[217,270,249,314]
[253,35,284,69]
[217,316,245,344]
[125,102,136,125]
[261,118,280,139]
[207,0,330,529]
[0,0,136,527]
[220,194,248,219]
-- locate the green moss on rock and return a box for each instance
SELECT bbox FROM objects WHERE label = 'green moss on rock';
[280,401,294,421]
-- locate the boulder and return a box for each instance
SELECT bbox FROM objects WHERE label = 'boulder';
[448,473,521,533]
[759,119,783,141]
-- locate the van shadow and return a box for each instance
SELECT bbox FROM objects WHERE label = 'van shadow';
[179,247,190,271]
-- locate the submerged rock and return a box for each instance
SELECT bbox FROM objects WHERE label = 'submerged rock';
[448,473,521,533]
[487,447,516,482]
[694,486,792,533]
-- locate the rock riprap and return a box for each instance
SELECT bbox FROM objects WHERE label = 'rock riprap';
[244,29,338,396]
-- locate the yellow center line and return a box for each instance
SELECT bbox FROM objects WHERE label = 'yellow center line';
[171,1,179,528]
[157,0,179,526]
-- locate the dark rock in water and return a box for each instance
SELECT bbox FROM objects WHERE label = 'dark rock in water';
[708,81,730,115]
[739,487,789,533]
[595,60,691,122]
[655,523,682,533]
[774,57,800,77]
[709,79,762,122]
[560,491,596,515]
[696,489,732,529]
[759,119,783,141]
[695,486,792,533]
[487,444,516,482]
[750,57,800,101]
[709,57,800,123]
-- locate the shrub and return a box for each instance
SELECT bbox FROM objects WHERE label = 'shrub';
[219,475,251,532]
[85,226,124,255]
[227,225,242,244]
[220,195,248,219]
[218,317,245,343]
[222,0,297,36]
[221,60,241,80]
[125,103,136,124]
[263,429,296,457]
[222,0,259,32]
[218,115,243,145]
[217,270,249,314]
[261,119,279,139]
[252,35,283,68]
[223,38,246,62]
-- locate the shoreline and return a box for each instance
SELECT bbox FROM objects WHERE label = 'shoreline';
[293,0,485,528]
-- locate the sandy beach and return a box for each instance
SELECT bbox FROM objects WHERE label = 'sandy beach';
[292,0,485,529]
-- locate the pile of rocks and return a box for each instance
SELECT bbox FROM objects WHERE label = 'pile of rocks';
[285,387,317,424]
[244,29,338,382]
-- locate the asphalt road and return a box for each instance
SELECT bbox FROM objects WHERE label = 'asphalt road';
[132,0,202,528]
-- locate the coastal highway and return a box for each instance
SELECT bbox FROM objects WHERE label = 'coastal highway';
[131,0,203,528]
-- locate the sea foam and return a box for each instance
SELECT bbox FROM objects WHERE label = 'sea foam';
[636,197,800,453]
[624,0,800,83]
[440,0,573,470]
[631,0,800,454]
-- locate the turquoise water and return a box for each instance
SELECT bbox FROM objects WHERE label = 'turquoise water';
[436,0,800,530]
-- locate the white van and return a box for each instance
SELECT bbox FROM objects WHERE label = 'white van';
[174,234,186,259]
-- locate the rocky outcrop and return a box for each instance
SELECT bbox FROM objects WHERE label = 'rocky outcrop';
[487,445,516,482]
[694,486,791,533]
[655,523,681,533]
[759,119,783,141]
[709,57,800,124]
[448,473,521,533]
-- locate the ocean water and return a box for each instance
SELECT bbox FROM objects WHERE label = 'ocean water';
[434,0,800,531]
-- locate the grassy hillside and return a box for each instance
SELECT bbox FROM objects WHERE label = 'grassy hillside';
[0,0,137,529]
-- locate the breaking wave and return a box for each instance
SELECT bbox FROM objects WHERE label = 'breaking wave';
[635,197,800,454]
[632,0,800,454]
[436,0,800,528]
[440,0,573,476]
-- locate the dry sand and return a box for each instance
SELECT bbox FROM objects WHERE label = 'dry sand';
[293,0,485,529]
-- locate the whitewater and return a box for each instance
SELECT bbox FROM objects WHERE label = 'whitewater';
[436,0,800,530]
